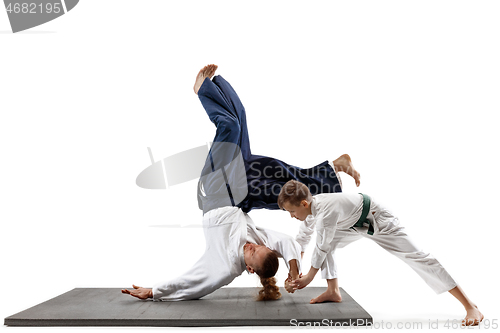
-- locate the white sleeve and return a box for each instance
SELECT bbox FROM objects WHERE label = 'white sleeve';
[310,210,339,270]
[152,250,237,301]
[295,215,316,252]
[260,228,302,273]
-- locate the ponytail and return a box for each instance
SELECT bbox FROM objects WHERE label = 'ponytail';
[254,251,281,301]
[257,276,281,301]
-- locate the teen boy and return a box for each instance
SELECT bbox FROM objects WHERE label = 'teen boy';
[278,180,483,326]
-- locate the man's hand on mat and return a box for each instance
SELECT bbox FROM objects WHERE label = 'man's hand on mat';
[121,285,153,299]
[290,273,313,290]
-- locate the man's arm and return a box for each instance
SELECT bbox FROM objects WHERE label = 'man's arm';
[122,285,153,299]
[284,258,300,293]
[259,227,303,293]
[288,259,300,279]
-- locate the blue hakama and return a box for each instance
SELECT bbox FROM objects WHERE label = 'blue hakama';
[197,75,341,214]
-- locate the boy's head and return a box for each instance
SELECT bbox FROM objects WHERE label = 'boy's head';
[277,180,313,221]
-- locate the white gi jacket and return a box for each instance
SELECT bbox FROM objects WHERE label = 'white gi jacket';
[296,193,364,269]
[153,206,302,301]
[295,193,457,294]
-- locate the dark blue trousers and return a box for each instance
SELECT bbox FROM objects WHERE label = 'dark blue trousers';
[197,75,341,214]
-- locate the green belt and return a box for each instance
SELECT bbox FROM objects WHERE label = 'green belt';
[350,193,374,235]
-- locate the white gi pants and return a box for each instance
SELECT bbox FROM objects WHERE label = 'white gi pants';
[320,201,457,294]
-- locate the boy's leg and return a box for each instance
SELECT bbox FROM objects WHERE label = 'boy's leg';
[363,217,483,326]
[310,278,342,304]
[368,231,457,293]
[310,229,362,304]
[448,285,484,326]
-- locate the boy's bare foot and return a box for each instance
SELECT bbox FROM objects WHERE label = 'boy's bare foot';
[463,305,484,326]
[333,154,361,187]
[448,285,483,327]
[309,289,342,304]
[194,64,218,94]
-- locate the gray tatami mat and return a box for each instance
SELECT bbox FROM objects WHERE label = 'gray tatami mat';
[5,287,372,327]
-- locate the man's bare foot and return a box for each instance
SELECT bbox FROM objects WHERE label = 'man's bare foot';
[462,305,484,326]
[194,64,218,94]
[310,289,342,304]
[333,154,361,187]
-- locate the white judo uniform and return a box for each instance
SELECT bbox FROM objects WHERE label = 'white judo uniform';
[296,193,457,294]
[153,206,302,301]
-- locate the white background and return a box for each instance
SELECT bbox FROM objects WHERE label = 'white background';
[1,1,499,332]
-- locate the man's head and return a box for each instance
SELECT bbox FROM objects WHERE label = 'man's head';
[277,180,313,221]
[243,242,278,278]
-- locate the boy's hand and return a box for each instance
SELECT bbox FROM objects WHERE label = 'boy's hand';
[284,273,296,293]
[290,273,313,290]
[121,285,153,299]
[284,279,295,293]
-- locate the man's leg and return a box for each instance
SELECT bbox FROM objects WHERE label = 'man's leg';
[209,75,362,192]
[241,152,361,212]
[195,65,249,212]
[194,64,217,95]
[332,154,361,187]
[195,65,251,159]
[193,65,360,213]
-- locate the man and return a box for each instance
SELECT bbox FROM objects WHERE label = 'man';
[122,65,359,300]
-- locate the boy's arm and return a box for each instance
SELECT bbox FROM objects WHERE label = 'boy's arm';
[295,215,316,254]
[290,267,319,290]
[292,210,340,290]
[309,210,339,271]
